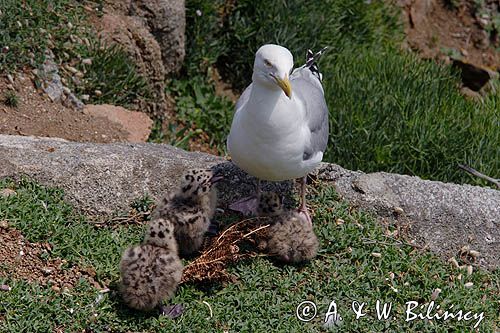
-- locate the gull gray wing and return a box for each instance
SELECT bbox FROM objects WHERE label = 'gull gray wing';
[291,67,329,161]
[235,84,252,112]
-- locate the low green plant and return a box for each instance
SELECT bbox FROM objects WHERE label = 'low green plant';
[148,120,201,151]
[0,179,498,332]
[73,41,152,107]
[167,76,234,154]
[324,48,499,184]
[2,91,19,107]
[0,0,86,72]
[0,178,143,280]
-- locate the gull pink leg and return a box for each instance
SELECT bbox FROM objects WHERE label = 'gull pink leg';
[298,176,312,225]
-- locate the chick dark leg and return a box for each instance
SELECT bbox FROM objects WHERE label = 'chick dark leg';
[229,179,261,216]
[160,303,185,319]
[298,176,312,224]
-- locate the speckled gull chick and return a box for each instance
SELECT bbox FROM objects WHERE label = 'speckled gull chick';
[227,44,329,223]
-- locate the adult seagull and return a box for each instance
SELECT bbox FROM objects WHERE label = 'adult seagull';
[227,44,329,223]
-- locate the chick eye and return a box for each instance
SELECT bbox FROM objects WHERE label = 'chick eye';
[264,59,272,67]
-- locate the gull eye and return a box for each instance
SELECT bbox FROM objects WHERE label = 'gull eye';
[264,59,272,67]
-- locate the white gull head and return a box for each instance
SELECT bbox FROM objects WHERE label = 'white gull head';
[252,44,294,98]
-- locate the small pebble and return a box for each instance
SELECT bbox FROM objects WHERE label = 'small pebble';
[457,273,462,281]
[81,94,90,101]
[388,272,395,280]
[0,220,8,228]
[371,252,381,258]
[0,188,16,197]
[41,267,53,275]
[393,206,404,215]
[448,257,459,269]
[431,288,441,301]
[469,250,480,258]
[467,265,473,276]
[94,89,102,97]
[51,285,61,292]
[62,87,71,95]
[67,22,73,29]
[66,66,78,74]
[6,74,14,84]
[0,284,11,292]
[336,218,344,225]
[464,282,474,288]
[82,58,92,65]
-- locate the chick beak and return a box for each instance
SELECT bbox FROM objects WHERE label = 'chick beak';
[274,74,292,99]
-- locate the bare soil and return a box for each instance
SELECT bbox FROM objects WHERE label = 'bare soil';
[0,223,100,291]
[0,72,130,143]
[400,0,500,69]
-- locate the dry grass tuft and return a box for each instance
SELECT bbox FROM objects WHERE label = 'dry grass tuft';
[181,218,270,284]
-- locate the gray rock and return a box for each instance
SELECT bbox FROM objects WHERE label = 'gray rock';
[95,0,186,118]
[318,164,499,270]
[38,50,84,110]
[40,51,64,103]
[130,0,186,75]
[0,134,498,269]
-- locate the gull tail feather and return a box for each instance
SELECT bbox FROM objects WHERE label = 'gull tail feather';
[305,47,328,81]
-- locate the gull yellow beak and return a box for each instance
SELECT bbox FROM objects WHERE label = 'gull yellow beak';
[274,74,292,99]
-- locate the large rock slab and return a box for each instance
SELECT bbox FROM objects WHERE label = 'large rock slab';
[319,164,499,270]
[0,135,498,269]
[0,135,220,215]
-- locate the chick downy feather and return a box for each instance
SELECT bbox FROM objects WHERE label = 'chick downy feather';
[257,192,319,263]
[119,218,183,311]
[152,168,219,257]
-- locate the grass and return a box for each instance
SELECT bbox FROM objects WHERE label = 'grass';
[0,0,85,72]
[72,41,152,108]
[166,76,234,154]
[324,48,500,184]
[2,91,18,107]
[1,178,498,332]
[174,0,500,186]
[0,0,152,109]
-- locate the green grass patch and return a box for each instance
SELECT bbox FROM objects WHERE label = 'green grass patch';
[0,0,152,109]
[325,49,500,184]
[2,91,19,107]
[0,178,144,282]
[0,0,85,72]
[1,179,498,332]
[72,41,152,108]
[167,76,234,154]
